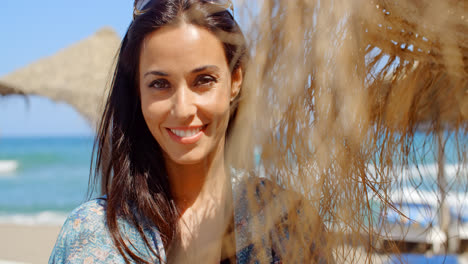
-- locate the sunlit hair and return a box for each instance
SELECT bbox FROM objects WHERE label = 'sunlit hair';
[90,0,246,262]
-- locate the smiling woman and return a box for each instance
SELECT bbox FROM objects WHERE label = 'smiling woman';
[48,0,331,263]
[49,0,242,263]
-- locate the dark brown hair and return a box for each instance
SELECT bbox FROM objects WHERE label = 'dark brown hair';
[90,0,246,262]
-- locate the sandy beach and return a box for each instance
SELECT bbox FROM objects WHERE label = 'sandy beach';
[0,224,61,264]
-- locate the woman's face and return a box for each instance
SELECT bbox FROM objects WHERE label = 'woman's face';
[139,23,242,165]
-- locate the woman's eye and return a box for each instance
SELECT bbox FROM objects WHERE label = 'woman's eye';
[194,75,217,87]
[149,79,171,90]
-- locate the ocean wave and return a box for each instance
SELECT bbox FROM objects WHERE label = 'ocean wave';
[0,160,18,175]
[0,211,68,226]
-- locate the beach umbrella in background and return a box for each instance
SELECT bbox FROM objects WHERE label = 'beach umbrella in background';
[0,85,25,96]
[0,27,121,126]
[360,0,467,252]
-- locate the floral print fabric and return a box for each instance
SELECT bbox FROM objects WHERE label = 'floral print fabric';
[49,198,165,263]
[49,178,330,263]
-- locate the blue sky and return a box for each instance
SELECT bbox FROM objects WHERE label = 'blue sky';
[0,1,133,137]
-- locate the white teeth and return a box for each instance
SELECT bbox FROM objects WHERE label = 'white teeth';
[170,127,203,138]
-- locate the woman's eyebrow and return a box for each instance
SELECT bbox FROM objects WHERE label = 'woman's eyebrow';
[144,70,169,78]
[191,65,220,73]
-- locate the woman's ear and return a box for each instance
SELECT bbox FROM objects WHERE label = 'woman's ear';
[230,67,243,101]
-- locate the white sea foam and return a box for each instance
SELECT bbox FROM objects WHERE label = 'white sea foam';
[0,211,68,226]
[0,260,30,264]
[0,160,18,175]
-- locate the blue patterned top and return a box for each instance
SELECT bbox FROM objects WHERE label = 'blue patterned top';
[49,197,166,263]
[49,178,331,263]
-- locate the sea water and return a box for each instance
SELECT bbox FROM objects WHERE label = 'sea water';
[0,134,465,226]
[0,136,95,225]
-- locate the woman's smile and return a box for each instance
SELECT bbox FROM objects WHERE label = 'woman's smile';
[166,125,208,144]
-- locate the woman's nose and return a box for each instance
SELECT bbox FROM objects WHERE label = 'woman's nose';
[171,85,196,119]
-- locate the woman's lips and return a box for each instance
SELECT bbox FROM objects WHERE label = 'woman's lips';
[166,125,207,144]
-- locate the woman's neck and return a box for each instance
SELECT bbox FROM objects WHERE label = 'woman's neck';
[165,141,227,214]
[164,142,233,263]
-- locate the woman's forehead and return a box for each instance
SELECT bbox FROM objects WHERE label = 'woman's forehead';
[139,23,229,73]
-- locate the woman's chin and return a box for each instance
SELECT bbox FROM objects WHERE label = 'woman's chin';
[166,151,207,166]
[172,157,203,165]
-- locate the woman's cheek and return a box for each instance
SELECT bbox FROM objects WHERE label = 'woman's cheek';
[142,102,166,136]
[202,87,231,115]
[203,96,231,135]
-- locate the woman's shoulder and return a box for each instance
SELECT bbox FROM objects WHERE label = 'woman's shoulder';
[233,175,333,263]
[48,197,123,263]
[49,197,165,263]
[57,197,109,239]
[66,197,108,226]
[234,175,303,211]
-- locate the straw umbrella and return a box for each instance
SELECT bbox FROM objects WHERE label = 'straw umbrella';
[360,0,467,124]
[0,27,121,126]
[0,86,24,96]
[227,0,467,258]
[359,0,468,252]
